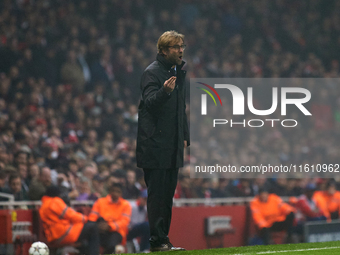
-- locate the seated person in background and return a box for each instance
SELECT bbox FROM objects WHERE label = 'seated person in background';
[295,183,328,222]
[89,183,132,254]
[28,166,52,201]
[0,170,8,202]
[5,173,28,201]
[313,181,340,220]
[127,189,150,252]
[0,170,6,192]
[174,173,196,198]
[250,188,295,245]
[76,176,98,201]
[292,183,327,240]
[39,186,99,255]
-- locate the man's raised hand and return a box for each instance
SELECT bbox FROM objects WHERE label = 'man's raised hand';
[164,76,176,93]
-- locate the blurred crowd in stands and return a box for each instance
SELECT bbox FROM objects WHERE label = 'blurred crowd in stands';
[0,0,339,204]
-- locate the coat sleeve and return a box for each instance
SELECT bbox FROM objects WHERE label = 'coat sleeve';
[276,196,295,215]
[51,198,87,224]
[141,70,171,113]
[250,200,270,229]
[183,82,190,146]
[108,202,132,232]
[88,200,100,222]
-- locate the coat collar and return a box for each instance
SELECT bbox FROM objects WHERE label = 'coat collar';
[156,54,185,71]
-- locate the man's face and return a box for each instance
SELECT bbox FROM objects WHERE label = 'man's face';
[327,185,336,195]
[40,167,52,187]
[163,38,184,66]
[16,153,27,164]
[127,171,135,185]
[18,164,27,179]
[110,187,122,202]
[29,165,39,179]
[259,191,269,202]
[10,177,21,194]
[0,178,6,188]
[69,163,78,173]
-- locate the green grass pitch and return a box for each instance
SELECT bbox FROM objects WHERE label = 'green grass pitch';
[119,241,340,255]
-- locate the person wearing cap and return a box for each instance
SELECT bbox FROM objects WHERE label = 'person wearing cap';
[39,186,100,255]
[127,189,150,252]
[250,188,296,244]
[88,183,132,254]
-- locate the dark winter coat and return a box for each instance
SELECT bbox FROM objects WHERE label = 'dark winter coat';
[136,54,190,169]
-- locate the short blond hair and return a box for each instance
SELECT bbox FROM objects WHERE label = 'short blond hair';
[157,30,185,55]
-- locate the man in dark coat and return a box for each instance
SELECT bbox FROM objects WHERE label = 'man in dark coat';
[136,30,189,252]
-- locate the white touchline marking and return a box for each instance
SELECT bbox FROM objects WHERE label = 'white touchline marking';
[234,246,340,255]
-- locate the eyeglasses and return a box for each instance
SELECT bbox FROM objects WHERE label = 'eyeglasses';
[168,44,186,51]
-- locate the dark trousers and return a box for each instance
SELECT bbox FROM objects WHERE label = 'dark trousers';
[260,212,295,245]
[127,222,150,251]
[100,231,122,254]
[77,222,100,255]
[143,168,179,247]
[330,211,339,220]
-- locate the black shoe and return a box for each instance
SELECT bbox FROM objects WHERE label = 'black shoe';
[150,243,171,252]
[150,242,186,252]
[167,242,186,251]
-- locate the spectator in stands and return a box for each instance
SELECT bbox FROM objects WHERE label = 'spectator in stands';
[250,188,296,245]
[39,186,100,255]
[68,159,80,176]
[252,178,268,196]
[17,163,29,193]
[82,163,98,181]
[175,173,196,198]
[4,173,28,201]
[124,169,140,199]
[61,49,86,93]
[27,164,39,186]
[89,183,131,254]
[195,179,213,198]
[14,151,27,166]
[28,166,52,201]
[127,189,150,252]
[212,179,234,198]
[0,170,7,194]
[234,179,255,197]
[57,172,80,204]
[91,49,115,87]
[313,181,340,220]
[92,174,106,198]
[76,176,98,201]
